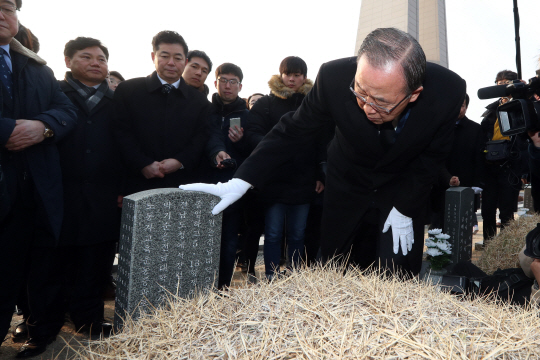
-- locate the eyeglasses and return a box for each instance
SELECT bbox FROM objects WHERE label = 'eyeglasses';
[349,79,410,115]
[0,4,17,17]
[217,77,240,86]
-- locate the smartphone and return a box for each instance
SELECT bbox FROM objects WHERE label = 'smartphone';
[229,118,241,130]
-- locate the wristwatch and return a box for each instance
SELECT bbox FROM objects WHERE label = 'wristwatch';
[43,124,54,138]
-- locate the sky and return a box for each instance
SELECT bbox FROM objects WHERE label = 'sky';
[17,0,540,122]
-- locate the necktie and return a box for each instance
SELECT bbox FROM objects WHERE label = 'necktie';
[161,83,174,94]
[379,122,396,152]
[0,48,13,99]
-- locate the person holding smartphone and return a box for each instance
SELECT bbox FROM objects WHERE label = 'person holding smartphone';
[205,63,250,288]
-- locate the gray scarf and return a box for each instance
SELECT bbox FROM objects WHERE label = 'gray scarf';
[65,71,108,112]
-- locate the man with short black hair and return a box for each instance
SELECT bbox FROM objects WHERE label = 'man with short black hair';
[113,30,209,194]
[205,62,250,288]
[183,50,212,96]
[14,37,120,358]
[0,0,77,349]
[182,27,466,276]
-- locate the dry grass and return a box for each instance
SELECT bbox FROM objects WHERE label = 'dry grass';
[477,214,540,275]
[71,263,540,359]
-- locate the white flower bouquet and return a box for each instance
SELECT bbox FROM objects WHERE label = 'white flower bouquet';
[425,229,452,270]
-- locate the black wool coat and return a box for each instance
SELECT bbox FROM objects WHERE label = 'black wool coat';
[235,57,466,261]
[205,94,251,184]
[56,80,122,246]
[112,72,209,194]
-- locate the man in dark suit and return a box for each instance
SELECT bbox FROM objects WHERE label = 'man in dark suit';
[0,0,77,348]
[15,37,120,358]
[112,30,209,195]
[181,27,466,276]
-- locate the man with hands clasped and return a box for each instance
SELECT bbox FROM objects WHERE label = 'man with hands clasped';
[181,28,466,276]
[112,31,209,194]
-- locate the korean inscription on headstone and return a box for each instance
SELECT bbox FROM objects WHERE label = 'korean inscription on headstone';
[114,189,222,329]
[443,187,475,264]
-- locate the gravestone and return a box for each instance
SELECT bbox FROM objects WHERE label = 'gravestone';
[524,187,533,213]
[443,187,475,264]
[114,189,222,330]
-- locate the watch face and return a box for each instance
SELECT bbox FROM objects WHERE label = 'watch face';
[44,128,54,138]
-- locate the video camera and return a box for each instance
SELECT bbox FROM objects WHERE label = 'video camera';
[478,70,540,136]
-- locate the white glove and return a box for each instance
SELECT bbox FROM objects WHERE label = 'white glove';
[179,178,251,215]
[471,187,483,194]
[382,207,414,256]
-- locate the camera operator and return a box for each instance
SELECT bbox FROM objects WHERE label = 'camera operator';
[480,70,529,244]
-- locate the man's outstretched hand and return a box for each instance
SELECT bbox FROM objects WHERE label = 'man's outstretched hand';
[179,178,251,215]
[382,207,414,256]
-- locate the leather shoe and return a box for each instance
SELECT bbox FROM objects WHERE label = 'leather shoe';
[16,336,56,358]
[12,321,28,341]
[77,321,113,338]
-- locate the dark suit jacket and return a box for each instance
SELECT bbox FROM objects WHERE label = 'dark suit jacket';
[112,72,209,194]
[0,43,77,240]
[235,57,465,256]
[57,80,121,246]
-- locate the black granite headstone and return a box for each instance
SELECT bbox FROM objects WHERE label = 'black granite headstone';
[443,187,475,264]
[114,189,222,329]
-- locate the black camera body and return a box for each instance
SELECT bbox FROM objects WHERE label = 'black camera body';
[478,72,540,136]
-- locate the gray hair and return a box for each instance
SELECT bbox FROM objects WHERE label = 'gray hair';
[357,28,426,94]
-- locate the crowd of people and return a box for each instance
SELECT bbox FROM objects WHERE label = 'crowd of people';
[1,1,540,357]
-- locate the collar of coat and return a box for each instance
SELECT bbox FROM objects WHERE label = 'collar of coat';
[268,74,313,100]
[9,38,46,65]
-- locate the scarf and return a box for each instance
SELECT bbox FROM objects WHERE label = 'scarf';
[65,71,108,112]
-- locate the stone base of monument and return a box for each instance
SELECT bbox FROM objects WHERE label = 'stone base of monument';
[80,263,540,358]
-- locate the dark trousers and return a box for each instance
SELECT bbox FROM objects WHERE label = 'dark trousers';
[218,199,243,288]
[482,165,521,241]
[0,178,51,342]
[26,241,115,338]
[319,175,425,276]
[242,191,265,274]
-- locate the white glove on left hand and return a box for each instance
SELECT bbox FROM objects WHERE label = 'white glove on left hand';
[382,207,414,256]
[471,187,483,194]
[179,178,251,215]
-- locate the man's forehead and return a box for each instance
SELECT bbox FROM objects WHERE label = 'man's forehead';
[218,73,239,80]
[76,46,106,57]
[190,57,209,69]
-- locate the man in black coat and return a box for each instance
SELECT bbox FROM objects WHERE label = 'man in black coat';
[430,94,485,229]
[112,31,209,195]
[182,28,466,276]
[15,37,120,358]
[205,63,251,288]
[0,0,78,348]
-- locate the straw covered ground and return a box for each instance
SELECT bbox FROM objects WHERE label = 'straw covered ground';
[477,213,540,275]
[72,263,540,359]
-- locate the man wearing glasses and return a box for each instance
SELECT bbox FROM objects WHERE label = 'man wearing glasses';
[112,30,209,196]
[182,27,466,276]
[0,0,77,348]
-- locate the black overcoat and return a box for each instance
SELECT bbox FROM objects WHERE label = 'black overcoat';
[112,72,209,194]
[56,80,121,246]
[235,57,465,266]
[0,42,77,241]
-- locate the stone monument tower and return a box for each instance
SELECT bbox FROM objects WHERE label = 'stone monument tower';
[355,0,448,68]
